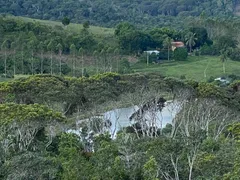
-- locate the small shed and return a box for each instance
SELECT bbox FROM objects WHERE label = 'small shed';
[144,50,160,66]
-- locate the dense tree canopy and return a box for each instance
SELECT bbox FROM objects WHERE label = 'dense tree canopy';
[0,0,238,27]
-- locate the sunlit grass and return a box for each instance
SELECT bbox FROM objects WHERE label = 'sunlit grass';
[132,56,240,81]
[9,16,115,36]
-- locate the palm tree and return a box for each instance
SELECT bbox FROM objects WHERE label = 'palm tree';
[185,32,197,53]
[163,37,172,61]
[1,40,8,78]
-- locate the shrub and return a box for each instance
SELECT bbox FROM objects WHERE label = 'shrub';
[229,48,240,61]
[119,59,132,74]
[200,44,218,56]
[174,47,188,61]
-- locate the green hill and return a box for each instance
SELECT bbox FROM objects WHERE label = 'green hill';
[1,0,239,28]
[11,16,114,37]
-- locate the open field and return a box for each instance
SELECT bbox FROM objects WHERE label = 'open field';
[9,16,115,36]
[5,15,117,46]
[132,56,240,81]
[1,56,239,82]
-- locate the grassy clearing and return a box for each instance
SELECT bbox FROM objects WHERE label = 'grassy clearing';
[9,16,115,36]
[132,56,240,81]
[6,16,117,46]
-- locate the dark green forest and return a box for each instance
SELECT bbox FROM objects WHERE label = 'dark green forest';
[1,0,240,27]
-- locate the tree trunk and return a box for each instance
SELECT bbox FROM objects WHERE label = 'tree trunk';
[41,51,43,74]
[204,60,209,78]
[168,47,170,61]
[74,56,76,77]
[72,58,74,77]
[223,62,226,74]
[96,56,98,74]
[31,50,34,75]
[50,52,53,75]
[21,49,24,74]
[147,53,149,66]
[81,54,84,77]
[13,49,16,76]
[59,52,62,76]
[4,50,7,78]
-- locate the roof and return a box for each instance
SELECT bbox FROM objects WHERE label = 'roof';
[171,41,184,47]
[144,50,160,55]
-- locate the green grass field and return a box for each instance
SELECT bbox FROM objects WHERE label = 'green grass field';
[1,56,239,82]
[6,15,116,46]
[132,56,240,81]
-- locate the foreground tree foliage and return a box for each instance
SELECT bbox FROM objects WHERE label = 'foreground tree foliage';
[0,103,65,180]
[0,73,240,179]
[0,103,64,153]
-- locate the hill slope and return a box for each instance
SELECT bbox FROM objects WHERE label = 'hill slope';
[0,0,238,28]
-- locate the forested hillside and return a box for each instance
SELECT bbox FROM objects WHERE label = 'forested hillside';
[1,0,240,27]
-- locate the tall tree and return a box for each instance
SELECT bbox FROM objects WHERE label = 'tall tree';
[17,33,26,75]
[21,43,27,75]
[27,37,37,75]
[79,47,84,77]
[62,17,70,26]
[163,37,173,61]
[100,49,106,72]
[1,40,8,78]
[70,44,76,77]
[56,43,63,75]
[106,47,114,72]
[47,40,54,75]
[220,50,228,74]
[185,32,197,53]
[10,41,17,76]
[83,21,90,29]
[93,50,99,74]
[114,48,120,73]
[38,41,45,74]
